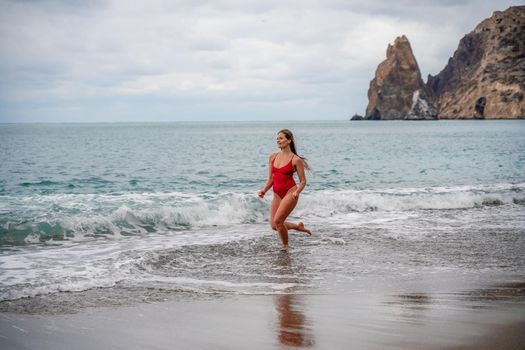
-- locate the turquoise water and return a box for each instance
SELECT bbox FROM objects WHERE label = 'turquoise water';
[1,121,524,195]
[0,120,524,306]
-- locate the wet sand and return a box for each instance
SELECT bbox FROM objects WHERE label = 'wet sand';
[439,321,525,350]
[1,282,524,350]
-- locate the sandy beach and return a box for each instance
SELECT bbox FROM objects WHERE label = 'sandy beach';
[1,274,524,350]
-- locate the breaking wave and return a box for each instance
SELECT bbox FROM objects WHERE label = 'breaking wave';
[0,183,523,246]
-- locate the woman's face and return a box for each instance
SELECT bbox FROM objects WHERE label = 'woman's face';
[276,132,291,149]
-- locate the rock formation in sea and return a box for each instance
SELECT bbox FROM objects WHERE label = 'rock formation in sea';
[364,35,436,120]
[350,113,364,120]
[363,6,524,120]
[427,6,525,119]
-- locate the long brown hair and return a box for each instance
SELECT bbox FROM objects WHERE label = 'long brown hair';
[278,129,311,171]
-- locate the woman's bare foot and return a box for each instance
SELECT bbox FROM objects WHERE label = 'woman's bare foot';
[297,222,312,235]
[280,245,289,252]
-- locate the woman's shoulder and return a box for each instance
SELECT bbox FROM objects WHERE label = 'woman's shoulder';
[292,154,303,165]
[269,152,278,161]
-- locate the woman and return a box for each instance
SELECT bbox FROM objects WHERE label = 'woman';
[258,129,311,251]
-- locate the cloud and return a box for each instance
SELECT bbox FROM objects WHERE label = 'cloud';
[0,0,523,121]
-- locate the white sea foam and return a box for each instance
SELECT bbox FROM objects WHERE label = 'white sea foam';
[1,183,523,245]
[296,183,525,218]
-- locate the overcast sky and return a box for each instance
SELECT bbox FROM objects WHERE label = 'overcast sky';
[0,0,522,122]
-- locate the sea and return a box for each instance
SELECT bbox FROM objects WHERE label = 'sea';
[0,120,524,312]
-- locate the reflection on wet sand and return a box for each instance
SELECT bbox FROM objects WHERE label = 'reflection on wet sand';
[389,293,432,309]
[385,282,525,323]
[275,294,315,348]
[272,251,315,348]
[387,282,525,310]
[385,293,433,323]
[454,282,525,304]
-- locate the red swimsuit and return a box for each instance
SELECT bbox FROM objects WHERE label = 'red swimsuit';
[272,155,296,198]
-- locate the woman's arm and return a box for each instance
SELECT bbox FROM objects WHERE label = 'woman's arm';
[258,153,275,198]
[293,157,307,199]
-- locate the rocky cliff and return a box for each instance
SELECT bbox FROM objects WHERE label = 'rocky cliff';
[427,6,525,119]
[364,35,436,120]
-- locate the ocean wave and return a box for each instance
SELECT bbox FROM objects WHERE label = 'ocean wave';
[296,183,525,217]
[0,183,523,245]
[0,193,266,245]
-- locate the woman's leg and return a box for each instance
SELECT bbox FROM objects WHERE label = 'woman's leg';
[285,221,312,235]
[278,189,310,235]
[273,188,299,249]
[270,195,281,231]
[284,222,300,230]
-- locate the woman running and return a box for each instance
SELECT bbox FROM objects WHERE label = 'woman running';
[258,129,311,251]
